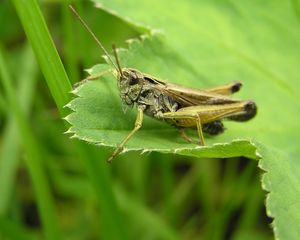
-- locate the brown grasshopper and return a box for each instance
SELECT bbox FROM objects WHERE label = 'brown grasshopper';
[70,6,257,163]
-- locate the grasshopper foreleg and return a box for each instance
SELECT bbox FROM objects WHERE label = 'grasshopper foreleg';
[73,69,112,89]
[107,107,144,163]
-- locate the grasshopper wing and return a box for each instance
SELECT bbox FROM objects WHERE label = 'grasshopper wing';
[143,75,239,107]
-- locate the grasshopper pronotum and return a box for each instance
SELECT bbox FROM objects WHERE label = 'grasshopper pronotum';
[70,6,257,163]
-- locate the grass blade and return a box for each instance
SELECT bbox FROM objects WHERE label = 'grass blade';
[11,0,71,115]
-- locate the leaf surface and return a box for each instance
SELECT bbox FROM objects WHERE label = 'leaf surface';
[66,1,300,238]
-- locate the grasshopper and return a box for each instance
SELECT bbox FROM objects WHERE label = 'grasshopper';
[70,6,257,163]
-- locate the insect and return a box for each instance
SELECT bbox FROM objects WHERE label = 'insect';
[69,6,257,163]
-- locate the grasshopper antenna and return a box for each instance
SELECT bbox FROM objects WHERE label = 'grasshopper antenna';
[112,44,123,75]
[69,5,122,75]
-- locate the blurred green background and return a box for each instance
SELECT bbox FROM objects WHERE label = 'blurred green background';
[0,0,273,239]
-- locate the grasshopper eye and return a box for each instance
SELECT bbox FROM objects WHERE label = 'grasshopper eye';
[129,77,139,85]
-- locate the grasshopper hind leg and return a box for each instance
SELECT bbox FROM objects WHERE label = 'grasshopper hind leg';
[205,81,242,95]
[163,112,205,145]
[227,101,257,122]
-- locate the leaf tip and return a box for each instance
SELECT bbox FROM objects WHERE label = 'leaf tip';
[84,67,93,75]
[70,134,78,139]
[64,128,74,135]
[62,115,71,123]
[64,102,72,109]
[70,87,80,95]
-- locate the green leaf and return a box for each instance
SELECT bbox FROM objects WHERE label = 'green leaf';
[67,1,300,239]
[258,144,300,240]
[66,35,259,159]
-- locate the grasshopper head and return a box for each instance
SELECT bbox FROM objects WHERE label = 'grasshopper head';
[117,68,144,106]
